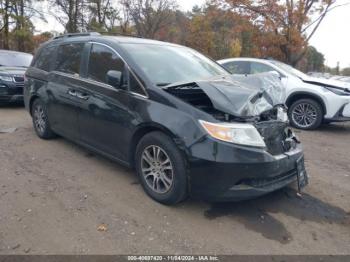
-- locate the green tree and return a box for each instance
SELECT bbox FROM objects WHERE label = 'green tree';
[341,67,350,76]
[305,46,325,72]
[0,0,45,51]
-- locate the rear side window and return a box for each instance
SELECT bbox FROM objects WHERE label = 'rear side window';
[222,61,250,75]
[54,43,84,75]
[34,46,56,71]
[87,44,125,85]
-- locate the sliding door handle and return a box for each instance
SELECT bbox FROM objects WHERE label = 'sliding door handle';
[76,93,90,100]
[68,90,76,97]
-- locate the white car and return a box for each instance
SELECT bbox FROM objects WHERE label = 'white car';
[217,58,350,130]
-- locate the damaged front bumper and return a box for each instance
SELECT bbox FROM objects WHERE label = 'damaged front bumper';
[187,137,307,202]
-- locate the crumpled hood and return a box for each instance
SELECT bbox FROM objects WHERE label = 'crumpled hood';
[166,72,285,118]
[0,66,26,76]
[302,76,350,91]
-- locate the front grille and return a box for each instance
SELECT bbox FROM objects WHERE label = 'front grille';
[239,169,297,188]
[13,76,24,82]
[255,121,296,155]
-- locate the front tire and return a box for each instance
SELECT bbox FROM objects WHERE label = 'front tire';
[31,99,56,139]
[135,131,188,205]
[288,98,323,130]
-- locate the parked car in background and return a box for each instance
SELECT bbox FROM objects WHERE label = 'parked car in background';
[0,50,33,104]
[24,33,307,204]
[334,76,350,83]
[307,72,332,79]
[218,58,350,130]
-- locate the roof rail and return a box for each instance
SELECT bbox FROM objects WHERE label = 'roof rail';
[52,32,101,40]
[98,32,144,39]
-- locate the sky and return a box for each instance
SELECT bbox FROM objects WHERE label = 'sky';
[308,0,350,69]
[33,0,350,69]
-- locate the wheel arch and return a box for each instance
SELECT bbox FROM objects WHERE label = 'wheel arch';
[286,92,327,115]
[28,95,40,116]
[128,123,184,168]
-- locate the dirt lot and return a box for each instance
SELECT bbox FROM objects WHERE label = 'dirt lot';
[0,105,349,255]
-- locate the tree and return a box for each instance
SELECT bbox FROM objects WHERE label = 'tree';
[121,0,177,38]
[341,67,350,76]
[87,0,120,32]
[184,3,261,60]
[32,31,53,47]
[305,46,325,72]
[217,0,340,66]
[0,0,12,49]
[186,14,214,56]
[51,0,86,33]
[0,0,45,51]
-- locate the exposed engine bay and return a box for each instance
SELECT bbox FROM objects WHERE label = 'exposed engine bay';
[164,73,299,155]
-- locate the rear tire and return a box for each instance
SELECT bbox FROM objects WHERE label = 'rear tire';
[135,131,188,205]
[288,98,323,130]
[31,99,56,139]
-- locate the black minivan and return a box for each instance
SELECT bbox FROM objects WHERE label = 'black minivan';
[24,32,308,205]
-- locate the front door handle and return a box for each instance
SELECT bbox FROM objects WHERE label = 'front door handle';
[76,93,90,100]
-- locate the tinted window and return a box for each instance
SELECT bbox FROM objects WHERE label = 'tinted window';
[222,61,250,74]
[54,43,84,75]
[121,43,228,85]
[88,44,125,86]
[34,46,56,71]
[0,52,32,67]
[250,62,275,74]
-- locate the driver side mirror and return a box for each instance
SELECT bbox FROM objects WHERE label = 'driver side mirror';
[269,70,285,79]
[269,70,282,79]
[106,70,122,89]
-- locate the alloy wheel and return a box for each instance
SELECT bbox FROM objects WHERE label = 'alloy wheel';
[141,145,174,194]
[33,104,46,134]
[291,102,318,128]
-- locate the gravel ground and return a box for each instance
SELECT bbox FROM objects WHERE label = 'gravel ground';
[0,105,349,255]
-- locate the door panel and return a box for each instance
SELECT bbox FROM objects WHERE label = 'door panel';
[46,73,82,140]
[45,42,85,141]
[77,81,132,160]
[77,43,133,160]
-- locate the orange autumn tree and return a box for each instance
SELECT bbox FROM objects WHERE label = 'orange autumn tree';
[184,4,261,60]
[217,0,339,66]
[185,12,215,56]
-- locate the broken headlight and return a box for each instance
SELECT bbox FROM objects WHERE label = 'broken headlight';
[277,106,289,122]
[199,120,266,148]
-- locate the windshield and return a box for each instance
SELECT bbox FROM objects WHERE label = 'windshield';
[270,60,308,79]
[0,52,33,67]
[121,43,228,85]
